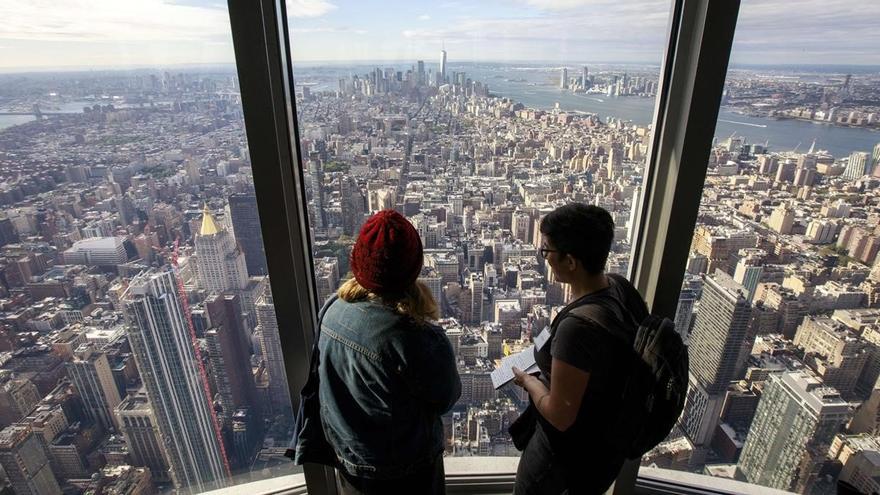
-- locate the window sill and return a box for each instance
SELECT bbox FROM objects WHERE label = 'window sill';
[199,459,797,495]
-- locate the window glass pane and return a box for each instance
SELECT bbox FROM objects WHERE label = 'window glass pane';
[288,0,671,459]
[655,1,880,492]
[0,3,296,494]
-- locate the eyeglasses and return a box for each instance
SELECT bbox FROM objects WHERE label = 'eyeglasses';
[538,248,559,259]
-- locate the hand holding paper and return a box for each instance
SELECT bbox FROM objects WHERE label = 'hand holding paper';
[490,347,538,389]
[490,326,550,389]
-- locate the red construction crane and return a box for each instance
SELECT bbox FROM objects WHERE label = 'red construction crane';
[171,237,233,479]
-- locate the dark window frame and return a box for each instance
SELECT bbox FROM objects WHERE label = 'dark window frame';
[225,0,740,493]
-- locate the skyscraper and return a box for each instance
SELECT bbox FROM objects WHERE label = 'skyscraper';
[228,193,268,277]
[195,206,248,293]
[440,49,447,84]
[123,270,228,493]
[560,67,568,89]
[793,317,868,400]
[0,424,61,495]
[738,371,851,492]
[844,151,871,180]
[512,211,532,244]
[255,286,292,417]
[582,66,589,88]
[66,344,122,432]
[116,390,173,484]
[469,273,484,325]
[607,144,622,179]
[872,142,880,175]
[767,204,794,234]
[733,249,765,302]
[314,257,340,304]
[230,408,259,469]
[339,176,365,236]
[674,289,697,342]
[690,270,754,393]
[0,374,40,428]
[418,266,442,306]
[679,376,726,455]
[679,270,753,451]
[204,293,261,423]
[308,159,326,229]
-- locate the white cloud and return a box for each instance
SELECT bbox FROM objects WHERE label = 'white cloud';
[403,10,668,45]
[521,0,605,9]
[0,0,230,42]
[287,0,337,18]
[293,27,366,35]
[398,0,880,64]
[519,0,667,11]
[397,6,672,63]
[418,14,431,21]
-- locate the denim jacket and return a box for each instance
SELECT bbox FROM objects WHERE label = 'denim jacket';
[318,297,461,479]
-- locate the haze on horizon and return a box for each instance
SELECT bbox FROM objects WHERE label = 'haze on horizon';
[0,0,878,71]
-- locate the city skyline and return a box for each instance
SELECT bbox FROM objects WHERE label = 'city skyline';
[1,1,880,490]
[1,0,880,70]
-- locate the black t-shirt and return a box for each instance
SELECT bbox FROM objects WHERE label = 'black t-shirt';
[534,273,649,452]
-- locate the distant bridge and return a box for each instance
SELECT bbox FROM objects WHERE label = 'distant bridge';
[0,104,75,118]
[0,112,66,116]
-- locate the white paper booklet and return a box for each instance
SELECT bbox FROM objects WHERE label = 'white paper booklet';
[490,326,551,389]
[490,347,538,389]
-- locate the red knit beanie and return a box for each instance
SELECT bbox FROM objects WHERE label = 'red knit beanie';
[351,210,423,295]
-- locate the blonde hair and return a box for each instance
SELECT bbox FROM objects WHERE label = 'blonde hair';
[337,277,440,324]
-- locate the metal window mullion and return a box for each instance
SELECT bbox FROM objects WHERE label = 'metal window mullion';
[626,0,684,285]
[226,0,332,494]
[624,0,740,494]
[633,0,739,317]
[629,0,740,316]
[271,0,341,491]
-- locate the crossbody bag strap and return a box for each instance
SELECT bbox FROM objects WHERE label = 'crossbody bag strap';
[316,294,338,337]
[309,295,338,372]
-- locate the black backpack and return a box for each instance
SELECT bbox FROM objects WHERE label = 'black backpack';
[566,277,688,460]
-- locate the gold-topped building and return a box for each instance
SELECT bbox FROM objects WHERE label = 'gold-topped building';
[194,206,248,293]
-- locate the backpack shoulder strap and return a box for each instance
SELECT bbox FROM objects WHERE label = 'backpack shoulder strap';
[605,274,646,326]
[567,295,635,349]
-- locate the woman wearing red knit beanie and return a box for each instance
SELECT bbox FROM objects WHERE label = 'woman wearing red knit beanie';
[316,209,461,495]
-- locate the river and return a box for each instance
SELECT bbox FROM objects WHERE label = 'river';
[0,100,103,130]
[296,61,880,158]
[4,64,879,158]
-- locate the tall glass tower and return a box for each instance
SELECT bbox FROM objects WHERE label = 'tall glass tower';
[679,270,754,452]
[123,270,228,493]
[690,270,754,394]
[738,371,851,492]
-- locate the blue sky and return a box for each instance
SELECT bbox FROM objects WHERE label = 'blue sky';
[0,0,878,70]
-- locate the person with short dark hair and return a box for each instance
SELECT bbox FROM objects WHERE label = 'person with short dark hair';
[512,203,649,494]
[319,210,461,495]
